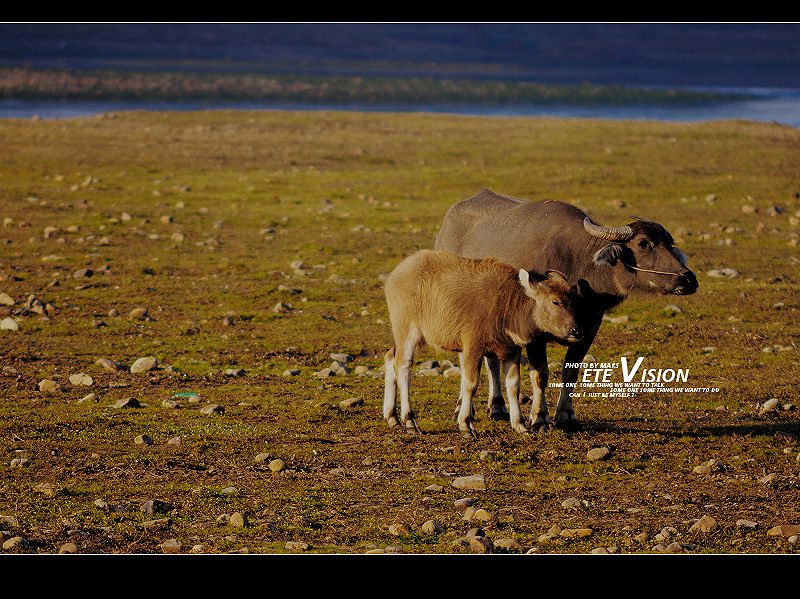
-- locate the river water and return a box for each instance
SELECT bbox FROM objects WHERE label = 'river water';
[2,88,799,127]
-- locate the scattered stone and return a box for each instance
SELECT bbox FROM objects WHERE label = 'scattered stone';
[609,315,630,324]
[707,268,739,278]
[330,353,353,363]
[161,399,179,409]
[0,293,14,306]
[665,542,693,553]
[166,437,181,446]
[314,368,336,378]
[494,538,524,552]
[38,379,60,393]
[160,539,182,554]
[58,542,78,554]
[190,544,207,553]
[364,548,385,554]
[664,304,683,314]
[421,520,445,535]
[112,397,140,409]
[2,536,28,551]
[759,398,782,415]
[285,541,309,551]
[741,205,758,214]
[689,515,718,533]
[69,373,93,386]
[34,483,57,497]
[230,512,249,528]
[134,434,153,446]
[339,397,364,409]
[454,498,475,509]
[200,404,224,415]
[472,509,495,523]
[587,447,612,462]
[254,453,270,463]
[130,357,157,374]
[633,532,650,543]
[283,369,301,376]
[759,473,778,485]
[223,368,245,377]
[767,524,800,538]
[452,475,486,491]
[417,367,442,376]
[78,393,98,404]
[388,523,410,536]
[736,519,757,529]
[141,518,170,529]
[591,547,609,554]
[272,302,293,313]
[129,307,149,320]
[560,528,593,539]
[10,457,31,468]
[73,268,94,279]
[96,358,128,372]
[463,507,478,521]
[561,497,583,510]
[268,459,286,472]
[443,366,461,378]
[141,500,173,514]
[0,317,20,331]
[469,536,494,553]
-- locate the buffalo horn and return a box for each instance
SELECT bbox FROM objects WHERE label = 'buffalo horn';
[583,217,634,241]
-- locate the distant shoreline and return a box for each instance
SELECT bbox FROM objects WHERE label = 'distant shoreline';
[0,68,751,107]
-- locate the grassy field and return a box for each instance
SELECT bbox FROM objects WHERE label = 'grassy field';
[0,67,747,105]
[0,110,799,554]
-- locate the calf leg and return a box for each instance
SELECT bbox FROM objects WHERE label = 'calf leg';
[553,317,602,431]
[502,352,528,435]
[525,340,551,432]
[451,352,476,422]
[456,348,483,438]
[382,347,399,428]
[394,326,423,434]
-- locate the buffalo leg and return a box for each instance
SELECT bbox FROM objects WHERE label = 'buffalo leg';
[525,340,551,432]
[553,317,602,431]
[502,352,528,435]
[485,356,510,420]
[456,347,482,438]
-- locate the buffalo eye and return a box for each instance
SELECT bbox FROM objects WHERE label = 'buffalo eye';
[638,239,651,250]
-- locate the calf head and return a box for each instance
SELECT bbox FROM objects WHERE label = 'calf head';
[519,269,583,343]
[585,216,698,296]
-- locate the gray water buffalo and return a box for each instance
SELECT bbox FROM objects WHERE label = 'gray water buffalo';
[435,188,698,431]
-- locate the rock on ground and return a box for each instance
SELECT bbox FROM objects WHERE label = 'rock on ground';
[421,520,444,535]
[587,447,612,462]
[200,403,224,415]
[689,515,718,533]
[0,317,20,331]
[95,358,128,372]
[230,512,249,528]
[452,474,486,491]
[112,397,140,409]
[285,541,310,551]
[268,459,286,472]
[339,397,364,409]
[58,542,78,554]
[469,536,494,553]
[388,523,410,536]
[38,379,60,393]
[160,539,182,554]
[767,525,800,537]
[494,538,524,552]
[69,373,94,386]
[130,356,157,374]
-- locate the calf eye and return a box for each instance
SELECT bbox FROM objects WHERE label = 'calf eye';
[553,300,561,306]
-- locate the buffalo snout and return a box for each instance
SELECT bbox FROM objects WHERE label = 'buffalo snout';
[673,270,698,295]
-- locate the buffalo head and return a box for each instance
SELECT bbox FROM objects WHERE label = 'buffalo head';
[584,216,698,296]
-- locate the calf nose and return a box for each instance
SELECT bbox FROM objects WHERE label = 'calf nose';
[569,327,582,339]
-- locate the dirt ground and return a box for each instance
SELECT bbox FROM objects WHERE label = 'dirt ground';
[0,110,798,554]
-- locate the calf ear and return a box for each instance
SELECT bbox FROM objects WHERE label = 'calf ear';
[518,269,541,298]
[593,243,624,266]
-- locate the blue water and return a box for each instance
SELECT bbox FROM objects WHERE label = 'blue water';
[2,88,800,127]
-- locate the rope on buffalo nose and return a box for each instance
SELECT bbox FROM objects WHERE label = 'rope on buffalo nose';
[624,263,685,277]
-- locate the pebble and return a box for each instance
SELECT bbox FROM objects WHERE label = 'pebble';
[130,356,157,374]
[34,483,57,497]
[388,523,410,536]
[664,305,683,314]
[741,205,758,214]
[161,399,179,409]
[129,307,149,320]
[469,536,494,553]
[759,473,778,485]
[472,509,495,523]
[93,499,109,510]
[268,459,286,472]
[790,536,799,544]
[707,268,739,278]
[609,315,630,324]
[282,369,301,376]
[354,365,370,375]
[452,474,486,491]
[73,268,94,279]
[417,367,442,376]
[134,434,153,446]
[314,368,336,378]
[230,512,249,528]
[160,539,182,554]
[665,542,693,553]
[463,507,478,521]
[494,538,524,552]
[112,397,140,409]
[421,520,445,535]
[736,519,758,529]
[0,317,19,331]
[272,302,293,313]
[478,450,492,460]
[2,536,28,550]
[365,548,385,554]
[759,398,781,415]
[190,544,207,553]
[454,497,474,509]
[38,379,60,393]
[689,515,718,533]
[633,532,650,543]
[0,293,14,306]
[767,524,800,537]
[223,368,244,377]
[200,404,225,415]
[559,528,593,539]
[10,457,31,468]
[561,497,583,510]
[69,373,94,386]
[330,353,353,363]
[339,397,364,409]
[166,436,181,446]
[95,358,128,372]
[591,547,609,554]
[58,542,78,554]
[141,518,170,529]
[141,500,172,514]
[425,484,444,493]
[587,447,612,462]
[443,367,461,378]
[466,527,485,538]
[285,541,310,551]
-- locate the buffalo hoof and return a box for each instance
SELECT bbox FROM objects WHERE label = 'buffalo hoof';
[531,420,553,433]
[554,418,581,432]
[520,394,532,406]
[488,405,510,421]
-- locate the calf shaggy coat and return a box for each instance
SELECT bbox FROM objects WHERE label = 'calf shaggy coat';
[383,250,582,436]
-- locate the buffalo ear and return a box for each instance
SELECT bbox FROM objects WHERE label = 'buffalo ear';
[593,243,624,267]
[576,278,596,299]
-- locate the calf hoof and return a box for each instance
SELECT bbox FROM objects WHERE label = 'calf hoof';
[458,423,477,439]
[386,415,400,429]
[404,418,422,434]
[511,421,530,436]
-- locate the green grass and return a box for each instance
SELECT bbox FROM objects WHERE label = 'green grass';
[0,110,798,554]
